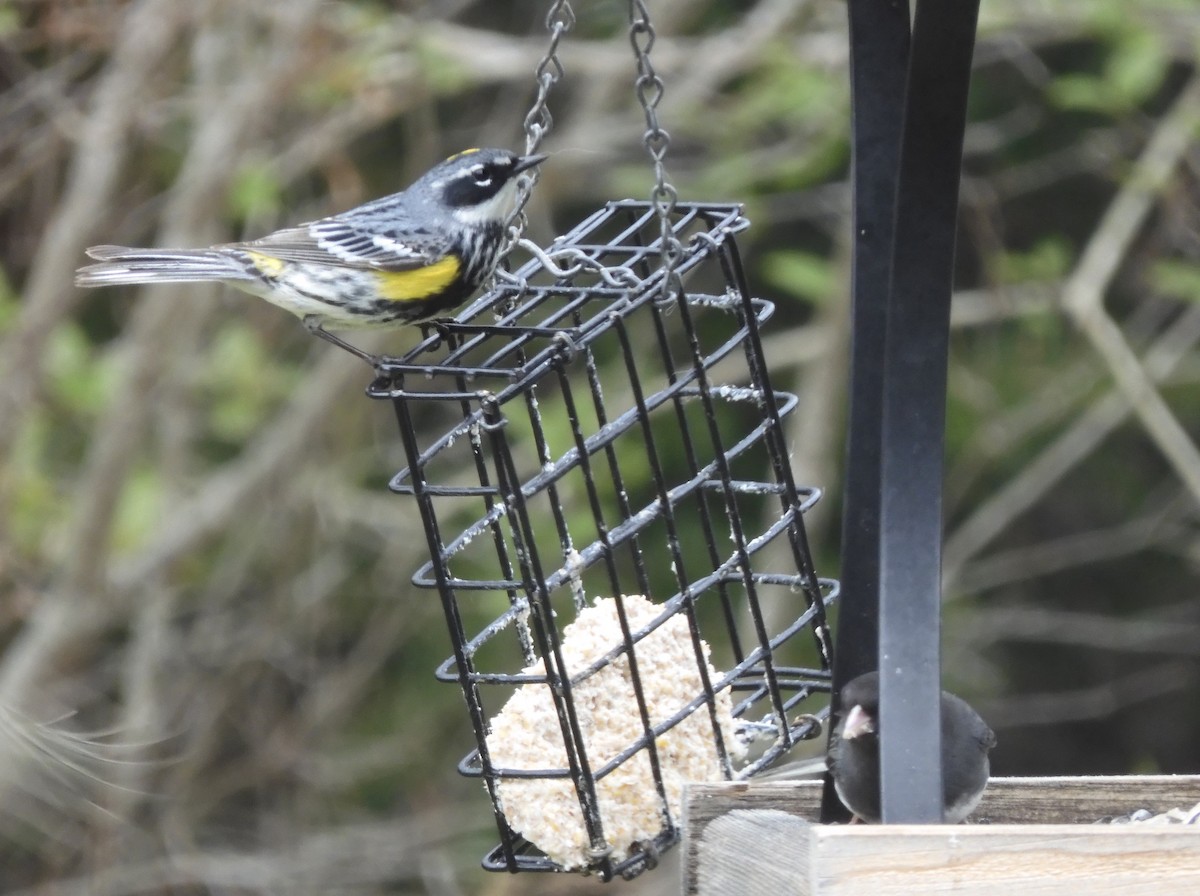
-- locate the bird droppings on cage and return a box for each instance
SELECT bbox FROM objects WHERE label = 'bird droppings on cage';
[370,201,838,880]
[709,384,766,405]
[565,547,587,607]
[688,289,744,312]
[485,594,746,870]
[1097,803,1200,825]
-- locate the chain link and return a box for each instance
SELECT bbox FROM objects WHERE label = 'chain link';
[503,0,685,303]
[505,0,574,249]
[628,0,684,305]
[496,239,644,289]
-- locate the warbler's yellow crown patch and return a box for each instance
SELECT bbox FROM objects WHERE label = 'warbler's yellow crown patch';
[446,148,482,162]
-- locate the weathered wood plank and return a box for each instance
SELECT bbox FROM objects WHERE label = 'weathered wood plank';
[684,776,1200,896]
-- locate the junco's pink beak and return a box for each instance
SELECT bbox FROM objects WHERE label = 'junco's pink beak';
[841,704,875,740]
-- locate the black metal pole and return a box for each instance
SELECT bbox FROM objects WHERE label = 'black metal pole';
[822,0,911,824]
[826,0,980,823]
[876,0,980,823]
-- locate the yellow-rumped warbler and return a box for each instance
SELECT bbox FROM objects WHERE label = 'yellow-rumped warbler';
[75,148,546,363]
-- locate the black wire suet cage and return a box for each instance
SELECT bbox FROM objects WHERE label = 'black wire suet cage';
[369,201,838,880]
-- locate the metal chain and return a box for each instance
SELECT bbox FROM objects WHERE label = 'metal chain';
[502,0,685,301]
[498,240,644,289]
[505,0,574,249]
[628,0,684,305]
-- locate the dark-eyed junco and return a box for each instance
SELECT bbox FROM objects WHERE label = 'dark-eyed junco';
[827,671,996,823]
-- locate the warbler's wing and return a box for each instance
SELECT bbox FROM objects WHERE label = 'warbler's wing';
[227,198,445,272]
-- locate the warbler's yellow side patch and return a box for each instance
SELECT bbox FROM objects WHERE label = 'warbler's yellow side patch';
[446,147,482,163]
[376,256,461,301]
[245,250,285,277]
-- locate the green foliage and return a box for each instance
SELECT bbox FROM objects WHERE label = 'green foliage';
[45,322,120,416]
[1150,259,1200,302]
[6,320,122,562]
[297,62,357,111]
[994,237,1073,284]
[201,323,298,443]
[112,465,165,551]
[0,4,18,39]
[724,48,843,139]
[7,414,65,560]
[227,161,284,221]
[699,45,850,194]
[296,3,390,109]
[413,37,475,94]
[760,249,834,304]
[1049,24,1169,112]
[0,266,16,330]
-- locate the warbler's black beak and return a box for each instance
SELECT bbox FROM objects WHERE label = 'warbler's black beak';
[513,153,548,175]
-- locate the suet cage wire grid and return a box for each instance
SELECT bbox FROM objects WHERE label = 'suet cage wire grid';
[368,200,839,881]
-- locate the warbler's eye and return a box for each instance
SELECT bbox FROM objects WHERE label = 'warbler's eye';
[470,164,493,187]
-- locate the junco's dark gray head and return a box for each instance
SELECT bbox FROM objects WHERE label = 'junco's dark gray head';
[828,671,996,823]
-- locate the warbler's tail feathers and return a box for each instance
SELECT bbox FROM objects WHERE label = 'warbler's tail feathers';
[75,245,253,287]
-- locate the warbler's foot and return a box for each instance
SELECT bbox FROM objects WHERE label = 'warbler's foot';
[418,319,463,351]
[302,316,382,368]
